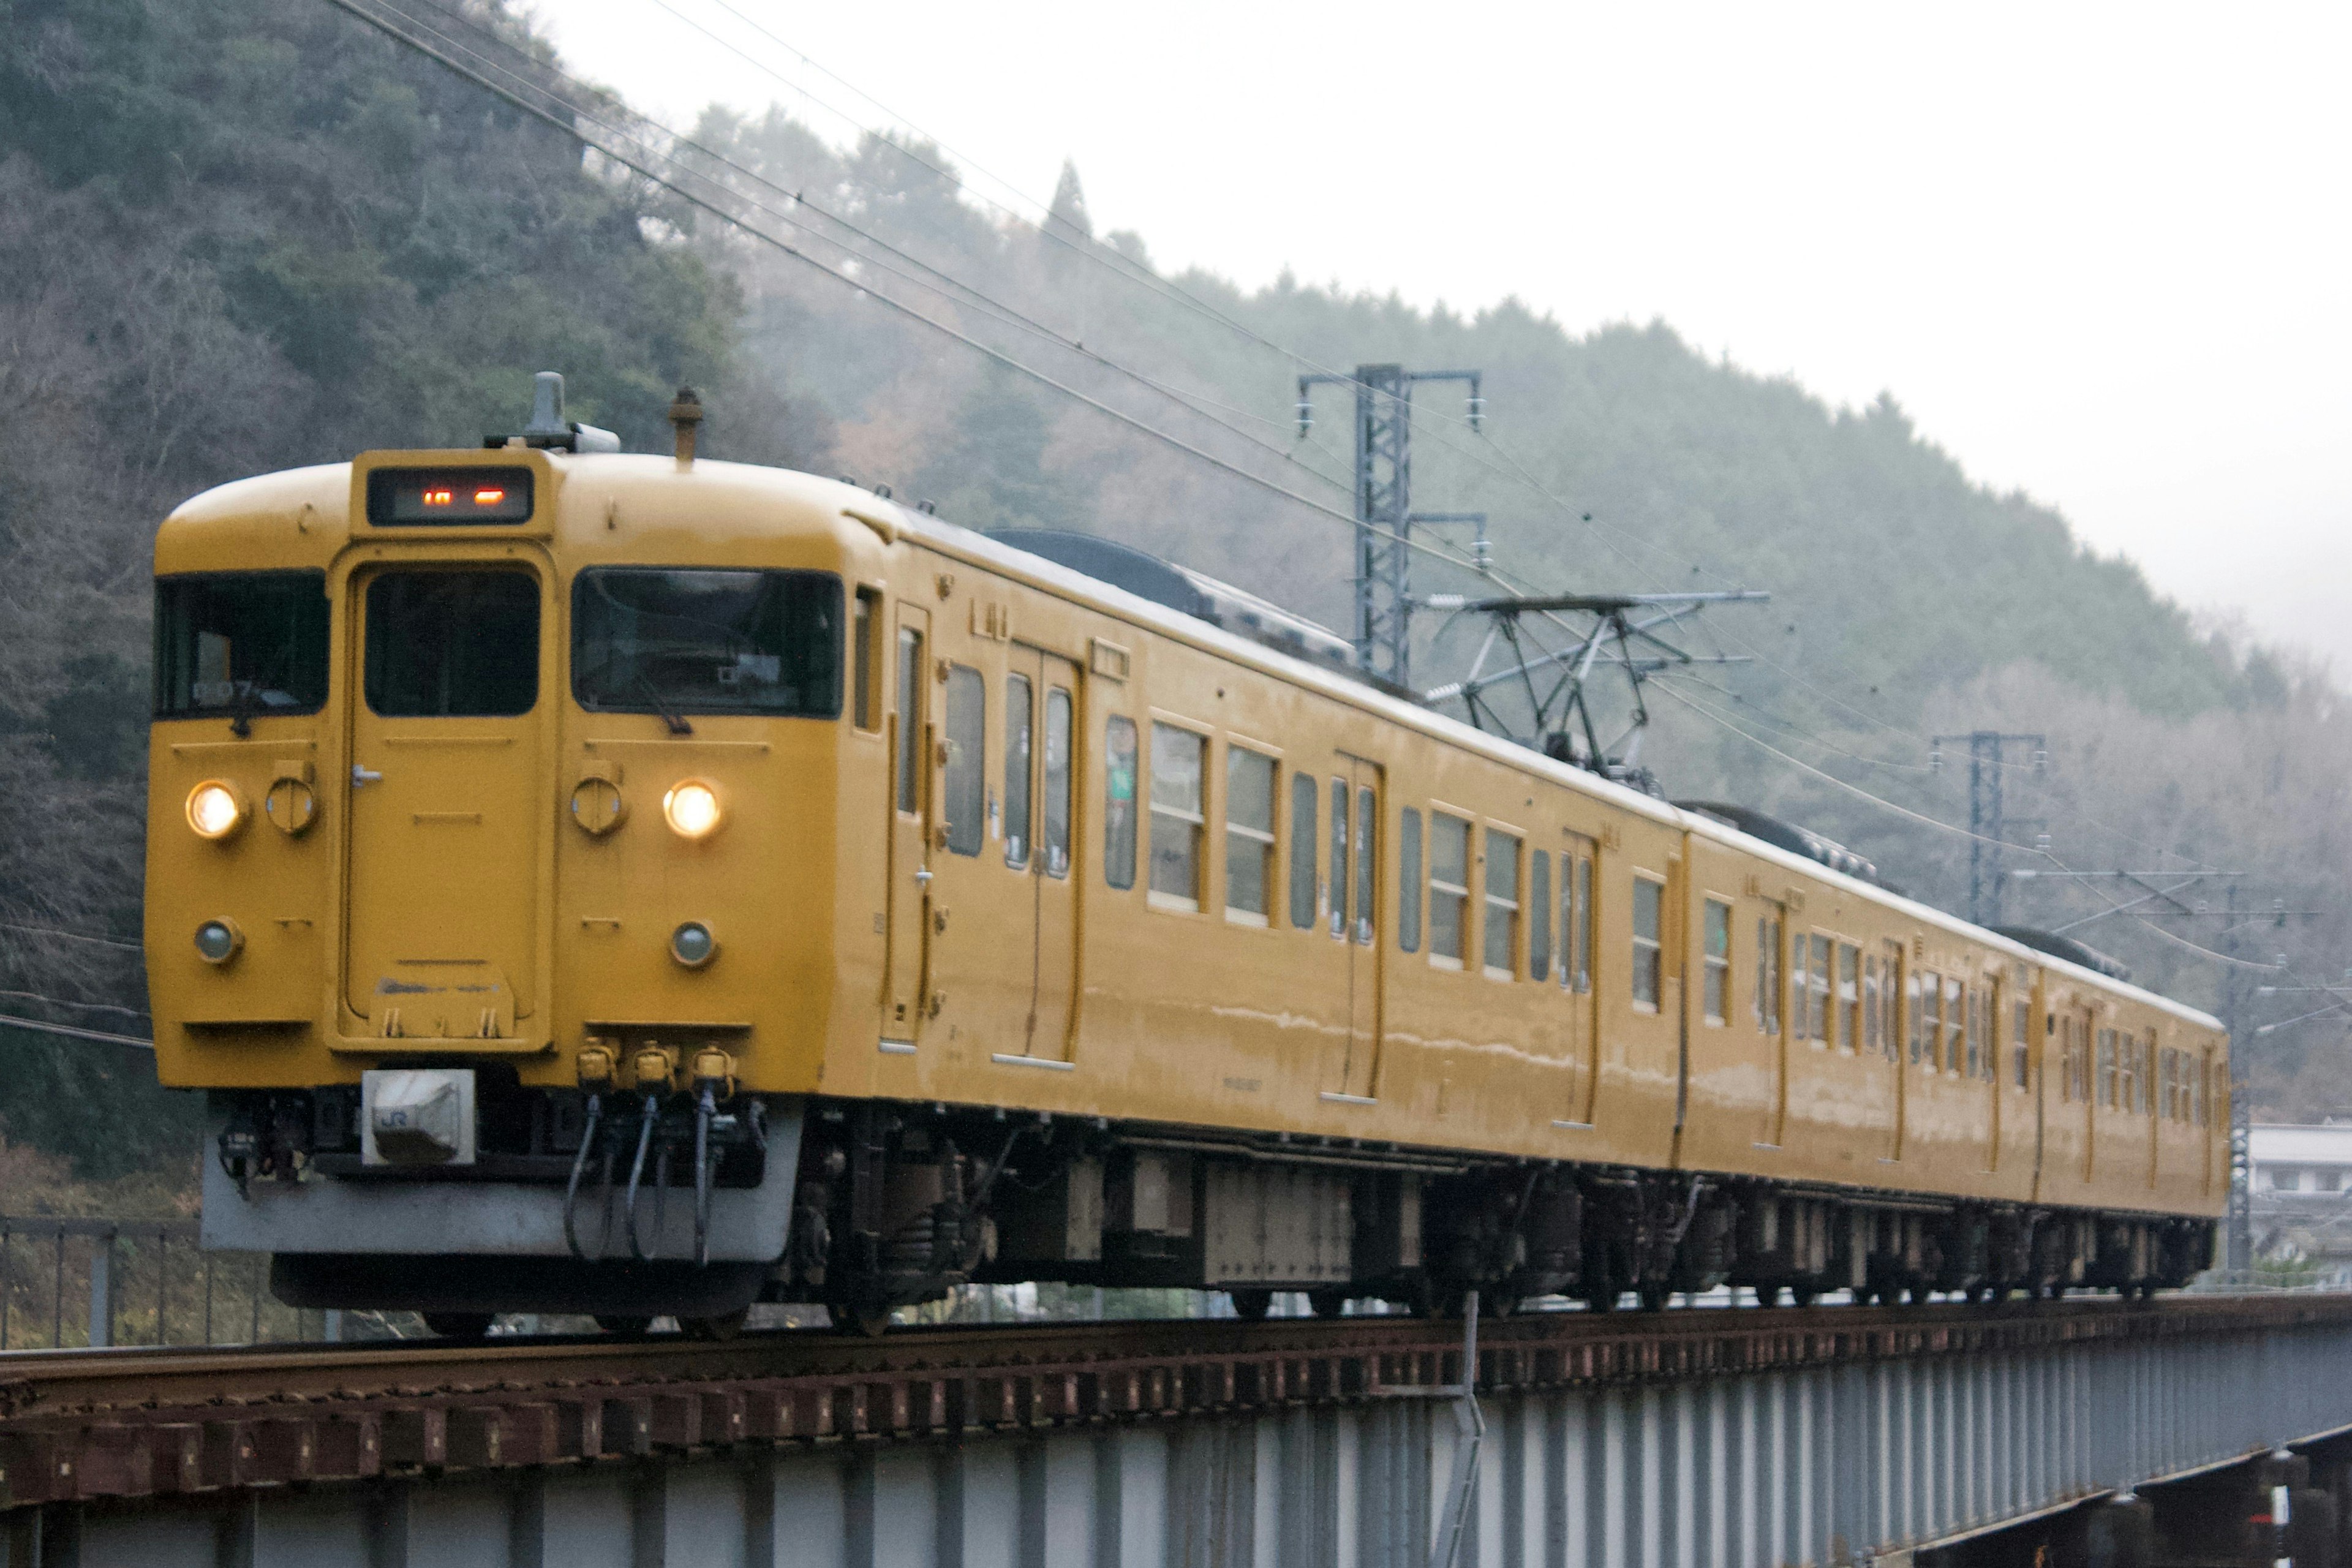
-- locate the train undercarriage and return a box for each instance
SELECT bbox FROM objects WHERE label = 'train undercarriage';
[230,1084,2214,1336]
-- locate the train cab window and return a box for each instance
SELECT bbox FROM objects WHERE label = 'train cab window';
[1004,674,1033,869]
[1148,723,1205,910]
[1103,715,1138,890]
[1755,913,1782,1035]
[895,628,924,812]
[1630,875,1663,1009]
[571,568,841,717]
[366,570,539,717]
[1570,854,1594,995]
[1702,900,1731,1023]
[154,570,330,720]
[1398,809,1423,953]
[1224,747,1276,922]
[1483,831,1522,978]
[943,665,985,856]
[1808,935,1833,1046]
[1838,943,1860,1051]
[1528,852,1553,982]
[1290,775,1319,930]
[1428,813,1471,967]
[1863,955,1881,1054]
[1042,688,1072,878]
[852,587,881,729]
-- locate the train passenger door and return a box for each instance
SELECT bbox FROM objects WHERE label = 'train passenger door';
[881,605,932,1042]
[1322,755,1384,1100]
[1004,647,1081,1061]
[343,563,547,1041]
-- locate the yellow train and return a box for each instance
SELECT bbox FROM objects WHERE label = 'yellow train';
[147,376,2225,1335]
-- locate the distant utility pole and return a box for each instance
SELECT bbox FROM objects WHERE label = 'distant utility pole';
[1931,731,2046,927]
[1295,365,1484,688]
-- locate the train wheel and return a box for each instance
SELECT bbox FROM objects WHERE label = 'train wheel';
[422,1312,494,1340]
[1305,1289,1349,1319]
[829,1302,892,1338]
[1228,1289,1275,1321]
[684,1308,750,1341]
[594,1314,654,1335]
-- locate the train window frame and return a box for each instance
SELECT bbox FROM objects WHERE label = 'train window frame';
[154,568,332,721]
[1483,828,1523,980]
[1102,714,1138,891]
[1223,744,1277,926]
[1702,898,1732,1025]
[1528,851,1553,982]
[1630,873,1664,1011]
[1290,773,1320,931]
[570,567,843,720]
[852,586,884,731]
[1427,810,1472,970]
[1398,807,1423,954]
[942,664,986,858]
[1838,943,1861,1053]
[1756,911,1782,1036]
[1147,720,1207,913]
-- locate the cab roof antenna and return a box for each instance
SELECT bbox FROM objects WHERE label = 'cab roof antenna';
[518,371,620,454]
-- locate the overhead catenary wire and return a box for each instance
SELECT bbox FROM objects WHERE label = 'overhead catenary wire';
[0,1013,154,1052]
[0,921,143,954]
[0,989,151,1022]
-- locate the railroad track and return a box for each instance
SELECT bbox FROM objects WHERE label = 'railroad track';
[1,1294,2343,1510]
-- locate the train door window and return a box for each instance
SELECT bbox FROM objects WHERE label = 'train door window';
[2013,987,2032,1089]
[1791,935,1811,1042]
[1224,747,1276,924]
[1528,853,1553,982]
[1484,831,1522,978]
[1102,715,1138,890]
[1943,977,1964,1073]
[1571,854,1594,995]
[943,665,986,857]
[1863,954,1881,1054]
[853,587,882,730]
[1756,913,1782,1035]
[1290,775,1319,930]
[1630,874,1664,1009]
[895,628,924,812]
[1963,984,1981,1079]
[2096,1028,2116,1107]
[1004,674,1034,869]
[2160,1048,2176,1120]
[2195,1051,2210,1126]
[1352,785,1376,946]
[1329,778,1350,939]
[364,570,539,717]
[1702,900,1732,1023]
[1918,972,1941,1071]
[1148,723,1205,910]
[1883,942,1904,1060]
[2143,1031,2159,1114]
[1808,935,1833,1046]
[1838,943,1861,1051]
[1429,813,1471,967]
[1398,808,1423,952]
[1042,688,1071,878]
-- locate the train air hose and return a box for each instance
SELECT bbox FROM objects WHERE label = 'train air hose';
[693,1082,717,1268]
[562,1091,606,1261]
[624,1092,660,1261]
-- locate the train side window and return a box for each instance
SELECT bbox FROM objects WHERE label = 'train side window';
[1329,778,1350,939]
[1428,813,1471,967]
[1042,688,1072,878]
[1917,971,1940,1070]
[1224,747,1276,924]
[1703,899,1732,1023]
[1148,723,1205,910]
[853,587,882,729]
[943,665,985,857]
[1756,913,1782,1035]
[1809,935,1833,1046]
[1528,851,1553,982]
[1483,831,1522,978]
[2013,993,2032,1089]
[2096,1027,2116,1107]
[2160,1047,2176,1120]
[1962,984,1981,1078]
[1398,808,1423,952]
[1004,673,1033,869]
[1863,954,1880,1054]
[895,628,924,813]
[1838,943,1860,1052]
[1882,942,1904,1061]
[1103,715,1138,890]
[1630,874,1663,1009]
[1289,774,1319,930]
[1944,978,1964,1074]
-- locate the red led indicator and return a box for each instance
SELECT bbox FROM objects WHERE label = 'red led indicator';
[473,487,506,505]
[422,488,454,507]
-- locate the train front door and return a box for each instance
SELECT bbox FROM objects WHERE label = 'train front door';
[881,604,932,1042]
[1004,647,1081,1061]
[342,562,547,1042]
[1322,756,1384,1101]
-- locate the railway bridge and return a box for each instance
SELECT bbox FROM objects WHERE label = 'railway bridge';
[3,1294,2350,1567]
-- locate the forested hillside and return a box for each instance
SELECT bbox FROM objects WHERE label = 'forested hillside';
[2,0,2343,1177]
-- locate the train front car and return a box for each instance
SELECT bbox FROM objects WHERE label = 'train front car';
[148,398,874,1333]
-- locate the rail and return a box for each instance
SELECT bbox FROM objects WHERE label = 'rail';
[4,1291,2348,1511]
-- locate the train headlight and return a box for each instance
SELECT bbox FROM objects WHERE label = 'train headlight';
[194,918,244,965]
[662,780,722,839]
[186,780,249,840]
[670,921,717,968]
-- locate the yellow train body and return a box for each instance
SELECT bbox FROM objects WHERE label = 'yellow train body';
[147,433,2225,1324]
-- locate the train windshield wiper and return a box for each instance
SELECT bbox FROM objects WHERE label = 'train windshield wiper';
[635,671,693,736]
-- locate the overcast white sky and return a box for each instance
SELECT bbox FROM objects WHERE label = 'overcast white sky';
[537,0,2351,669]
